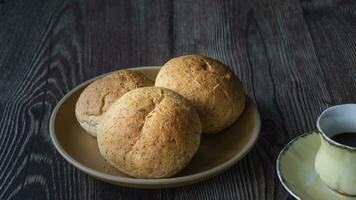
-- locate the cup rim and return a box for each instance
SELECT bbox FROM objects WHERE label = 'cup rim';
[317,104,356,151]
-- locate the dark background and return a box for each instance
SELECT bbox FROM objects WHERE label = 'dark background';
[0,0,355,199]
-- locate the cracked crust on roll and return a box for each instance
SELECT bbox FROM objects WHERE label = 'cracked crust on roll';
[75,70,153,137]
[155,55,246,134]
[97,87,202,178]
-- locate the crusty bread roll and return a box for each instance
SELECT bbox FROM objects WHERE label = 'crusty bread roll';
[155,55,245,134]
[75,70,153,137]
[97,87,202,178]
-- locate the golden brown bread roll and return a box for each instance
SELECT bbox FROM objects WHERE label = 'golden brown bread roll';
[75,70,153,137]
[97,87,202,178]
[155,55,245,134]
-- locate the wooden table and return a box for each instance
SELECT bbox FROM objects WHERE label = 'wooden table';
[1,0,355,199]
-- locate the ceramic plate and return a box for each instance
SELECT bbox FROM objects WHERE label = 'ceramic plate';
[50,66,261,188]
[277,132,356,200]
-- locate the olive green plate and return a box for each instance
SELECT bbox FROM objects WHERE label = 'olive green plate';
[50,66,261,188]
[277,132,356,200]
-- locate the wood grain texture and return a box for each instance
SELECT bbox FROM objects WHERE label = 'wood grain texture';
[0,0,356,199]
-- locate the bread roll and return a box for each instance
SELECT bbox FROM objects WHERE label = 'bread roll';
[75,70,153,137]
[97,87,202,178]
[155,55,245,134]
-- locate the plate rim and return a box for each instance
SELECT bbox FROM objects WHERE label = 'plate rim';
[276,131,319,200]
[49,66,261,187]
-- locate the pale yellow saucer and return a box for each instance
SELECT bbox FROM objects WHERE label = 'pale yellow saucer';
[277,132,356,200]
[50,66,261,188]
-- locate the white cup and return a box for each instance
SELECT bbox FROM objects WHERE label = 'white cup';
[315,104,356,196]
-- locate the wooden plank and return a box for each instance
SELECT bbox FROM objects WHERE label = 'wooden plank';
[1,0,356,199]
[0,0,66,199]
[303,2,356,103]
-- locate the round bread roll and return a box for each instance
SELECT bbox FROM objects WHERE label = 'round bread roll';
[75,70,153,137]
[97,87,202,178]
[155,55,245,134]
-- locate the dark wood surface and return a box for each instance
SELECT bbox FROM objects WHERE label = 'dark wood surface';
[0,0,355,199]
